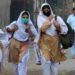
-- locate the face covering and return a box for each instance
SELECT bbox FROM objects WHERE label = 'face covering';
[22,18,28,24]
[43,11,51,17]
[42,5,51,17]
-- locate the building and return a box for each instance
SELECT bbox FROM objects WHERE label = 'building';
[47,0,74,19]
[0,0,10,28]
[0,0,74,28]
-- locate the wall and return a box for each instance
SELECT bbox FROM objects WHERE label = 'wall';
[0,0,11,28]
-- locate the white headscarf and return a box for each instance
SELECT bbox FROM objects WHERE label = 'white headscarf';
[35,3,54,43]
[39,3,54,17]
[35,3,68,43]
[17,11,38,37]
[16,11,33,26]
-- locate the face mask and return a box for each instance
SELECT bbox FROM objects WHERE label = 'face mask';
[22,18,28,24]
[43,11,51,17]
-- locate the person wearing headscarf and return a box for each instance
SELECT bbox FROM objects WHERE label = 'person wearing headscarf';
[37,3,68,75]
[67,7,75,58]
[0,28,10,72]
[6,11,37,75]
[0,29,4,71]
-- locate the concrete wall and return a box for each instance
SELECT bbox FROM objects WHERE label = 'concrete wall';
[47,0,73,20]
[58,0,73,19]
[0,0,74,28]
[33,0,46,26]
[0,0,11,28]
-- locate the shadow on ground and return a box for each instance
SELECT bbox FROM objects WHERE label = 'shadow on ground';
[66,70,75,75]
[59,70,75,75]
[27,70,42,75]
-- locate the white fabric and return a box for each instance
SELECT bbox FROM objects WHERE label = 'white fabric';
[0,29,5,34]
[33,43,41,63]
[0,29,10,70]
[67,14,75,31]
[6,11,37,42]
[56,16,68,35]
[67,14,75,56]
[34,30,40,43]
[0,48,2,62]
[36,3,67,75]
[42,57,58,75]
[6,21,16,40]
[18,49,29,75]
[37,4,68,36]
[12,49,29,75]
[35,3,68,43]
[0,29,9,55]
[12,63,18,75]
[40,3,54,16]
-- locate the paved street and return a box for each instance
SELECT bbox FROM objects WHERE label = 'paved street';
[0,48,75,75]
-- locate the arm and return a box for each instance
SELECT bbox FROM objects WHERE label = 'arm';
[25,24,34,37]
[57,16,68,34]
[40,20,51,32]
[6,21,18,33]
[38,15,53,33]
[7,25,18,32]
[53,20,61,33]
[28,20,38,37]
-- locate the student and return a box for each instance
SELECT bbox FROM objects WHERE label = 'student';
[37,3,68,75]
[67,7,75,58]
[0,29,9,71]
[6,11,37,75]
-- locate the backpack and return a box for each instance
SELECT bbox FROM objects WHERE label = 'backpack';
[55,16,74,49]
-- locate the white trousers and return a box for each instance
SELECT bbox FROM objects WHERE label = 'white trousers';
[42,57,58,75]
[33,43,41,63]
[12,50,29,75]
[0,48,2,63]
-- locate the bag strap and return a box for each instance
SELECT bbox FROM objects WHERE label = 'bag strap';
[55,15,57,21]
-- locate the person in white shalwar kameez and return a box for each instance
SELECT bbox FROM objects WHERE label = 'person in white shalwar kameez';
[6,11,37,75]
[36,3,68,75]
[0,29,9,71]
[67,7,75,58]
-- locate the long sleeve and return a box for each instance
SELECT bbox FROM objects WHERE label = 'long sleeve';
[29,20,38,37]
[29,21,40,43]
[37,16,51,33]
[40,20,51,32]
[57,16,68,35]
[6,21,17,30]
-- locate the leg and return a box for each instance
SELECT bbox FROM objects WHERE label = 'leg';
[12,63,18,75]
[0,48,2,72]
[34,43,41,65]
[51,62,58,75]
[42,57,51,75]
[0,48,2,63]
[18,50,29,75]
[2,46,9,69]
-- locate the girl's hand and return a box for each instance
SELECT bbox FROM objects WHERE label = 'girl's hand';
[48,15,54,21]
[13,25,18,31]
[53,20,61,32]
[26,24,30,30]
[53,20,60,28]
[26,24,31,32]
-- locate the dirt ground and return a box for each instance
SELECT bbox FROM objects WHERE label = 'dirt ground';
[0,48,75,75]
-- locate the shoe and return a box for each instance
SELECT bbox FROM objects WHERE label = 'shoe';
[36,61,41,65]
